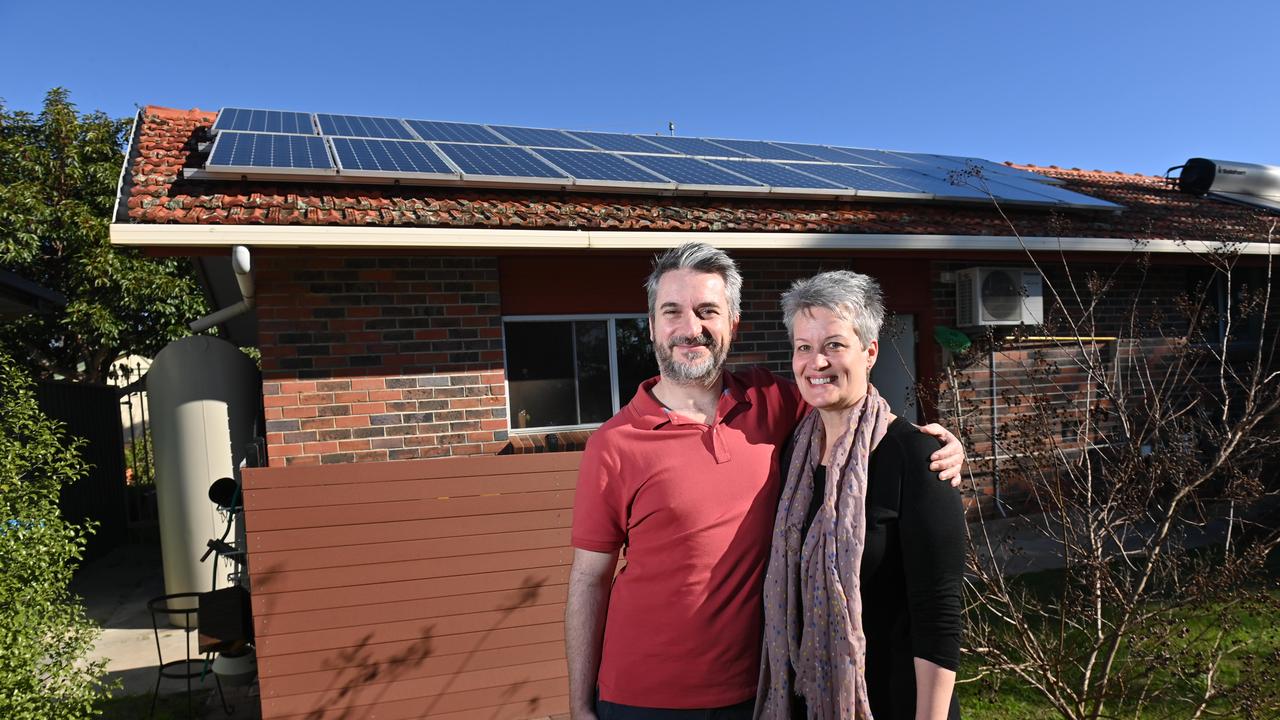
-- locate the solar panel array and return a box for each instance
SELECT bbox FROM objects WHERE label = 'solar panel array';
[203,107,1120,209]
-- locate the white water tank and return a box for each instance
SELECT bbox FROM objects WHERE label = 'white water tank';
[146,335,259,626]
[1176,158,1280,213]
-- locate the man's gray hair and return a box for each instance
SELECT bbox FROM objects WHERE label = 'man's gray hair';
[781,270,885,347]
[645,242,743,320]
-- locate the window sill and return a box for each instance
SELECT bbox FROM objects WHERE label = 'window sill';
[503,428,598,454]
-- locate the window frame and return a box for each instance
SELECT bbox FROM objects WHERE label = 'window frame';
[502,312,652,435]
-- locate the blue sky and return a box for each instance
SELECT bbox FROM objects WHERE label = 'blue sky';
[2,1,1275,175]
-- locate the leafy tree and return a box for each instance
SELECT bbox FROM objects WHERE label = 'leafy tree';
[0,88,206,383]
[0,350,109,717]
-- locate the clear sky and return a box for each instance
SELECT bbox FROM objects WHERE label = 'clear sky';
[2,0,1275,175]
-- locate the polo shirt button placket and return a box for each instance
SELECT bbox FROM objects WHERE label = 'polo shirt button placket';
[711,423,731,464]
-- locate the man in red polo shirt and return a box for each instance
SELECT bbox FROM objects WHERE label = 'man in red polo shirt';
[566,243,964,720]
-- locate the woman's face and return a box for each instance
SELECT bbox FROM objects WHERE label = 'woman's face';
[791,306,878,413]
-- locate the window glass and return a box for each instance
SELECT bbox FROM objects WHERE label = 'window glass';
[616,317,658,403]
[575,321,612,423]
[504,316,660,431]
[506,321,577,429]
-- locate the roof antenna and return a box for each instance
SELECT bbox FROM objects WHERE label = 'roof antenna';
[668,121,676,137]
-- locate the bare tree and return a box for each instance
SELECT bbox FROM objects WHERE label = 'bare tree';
[943,197,1280,719]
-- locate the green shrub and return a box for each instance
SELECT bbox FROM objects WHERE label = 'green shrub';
[0,351,109,718]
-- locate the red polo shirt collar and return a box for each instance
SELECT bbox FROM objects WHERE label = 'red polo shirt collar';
[626,370,753,431]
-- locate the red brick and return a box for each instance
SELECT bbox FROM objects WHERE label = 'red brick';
[279,381,317,394]
[263,394,296,408]
[334,391,368,403]
[333,415,370,428]
[271,443,303,458]
[351,402,386,414]
[338,439,371,452]
[298,392,334,406]
[350,377,387,390]
[282,405,320,419]
[303,441,339,455]
[299,417,336,431]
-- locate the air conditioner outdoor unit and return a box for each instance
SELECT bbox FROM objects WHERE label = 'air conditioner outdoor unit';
[956,267,1043,327]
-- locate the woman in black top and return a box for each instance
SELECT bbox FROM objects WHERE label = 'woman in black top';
[756,271,964,720]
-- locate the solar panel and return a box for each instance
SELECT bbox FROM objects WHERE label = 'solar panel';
[434,143,568,179]
[641,136,747,158]
[207,132,334,173]
[707,140,815,162]
[979,176,1123,208]
[781,163,924,194]
[405,120,509,144]
[330,138,455,177]
[213,108,315,135]
[932,156,1066,186]
[856,167,994,199]
[767,142,880,164]
[316,114,415,140]
[706,160,845,190]
[624,155,764,187]
[567,131,674,154]
[829,148,918,166]
[487,126,593,149]
[199,108,1122,209]
[532,149,670,184]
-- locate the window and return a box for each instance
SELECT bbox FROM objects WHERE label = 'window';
[1191,266,1267,346]
[1214,267,1266,346]
[504,315,658,432]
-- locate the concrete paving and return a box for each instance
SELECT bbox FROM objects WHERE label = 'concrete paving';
[73,543,260,719]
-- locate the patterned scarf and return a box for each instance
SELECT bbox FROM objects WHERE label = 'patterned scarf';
[756,386,891,720]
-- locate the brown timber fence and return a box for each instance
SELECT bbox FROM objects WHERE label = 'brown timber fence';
[242,451,579,720]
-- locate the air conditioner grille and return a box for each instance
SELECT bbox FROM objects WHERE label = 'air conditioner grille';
[981,270,1021,321]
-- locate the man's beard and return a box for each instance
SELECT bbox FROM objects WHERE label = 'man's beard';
[655,332,728,385]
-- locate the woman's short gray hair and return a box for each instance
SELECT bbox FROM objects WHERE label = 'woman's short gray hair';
[645,242,743,320]
[781,270,885,347]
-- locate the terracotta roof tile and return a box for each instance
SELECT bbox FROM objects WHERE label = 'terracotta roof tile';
[120,107,1277,244]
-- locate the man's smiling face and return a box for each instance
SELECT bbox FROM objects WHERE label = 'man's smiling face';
[649,268,737,386]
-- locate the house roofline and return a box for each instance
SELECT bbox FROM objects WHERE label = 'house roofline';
[108,223,1277,256]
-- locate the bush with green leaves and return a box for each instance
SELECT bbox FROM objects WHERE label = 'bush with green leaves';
[0,351,109,718]
[0,88,206,383]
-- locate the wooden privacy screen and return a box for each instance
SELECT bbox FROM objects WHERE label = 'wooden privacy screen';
[242,452,581,720]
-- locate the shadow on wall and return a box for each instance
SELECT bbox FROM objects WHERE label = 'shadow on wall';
[301,574,549,720]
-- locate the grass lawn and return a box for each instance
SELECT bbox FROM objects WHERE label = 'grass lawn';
[956,548,1280,719]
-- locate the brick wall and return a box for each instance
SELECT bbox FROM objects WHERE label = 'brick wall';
[729,256,853,374]
[257,255,508,467]
[931,258,1205,514]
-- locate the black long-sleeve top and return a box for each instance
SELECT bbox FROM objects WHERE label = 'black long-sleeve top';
[799,417,965,719]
